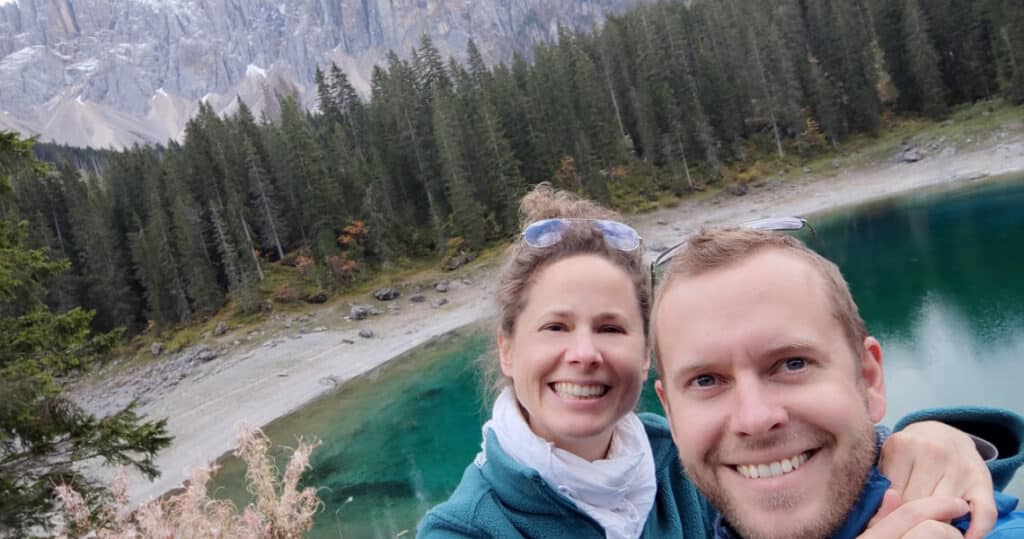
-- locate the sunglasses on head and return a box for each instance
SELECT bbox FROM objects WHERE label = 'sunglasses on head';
[650,216,815,285]
[522,218,642,252]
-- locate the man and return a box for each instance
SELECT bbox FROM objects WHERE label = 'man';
[651,228,1024,539]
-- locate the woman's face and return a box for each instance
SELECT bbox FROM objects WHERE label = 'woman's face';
[499,254,649,461]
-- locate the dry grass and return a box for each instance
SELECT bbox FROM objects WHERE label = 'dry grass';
[54,424,321,538]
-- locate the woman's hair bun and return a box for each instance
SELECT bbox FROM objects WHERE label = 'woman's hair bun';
[518,182,621,227]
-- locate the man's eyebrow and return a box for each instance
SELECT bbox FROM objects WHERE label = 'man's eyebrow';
[668,361,720,387]
[762,342,820,358]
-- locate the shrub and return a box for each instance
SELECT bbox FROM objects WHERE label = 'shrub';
[54,423,322,538]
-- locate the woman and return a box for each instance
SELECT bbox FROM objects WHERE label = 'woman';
[419,185,1016,538]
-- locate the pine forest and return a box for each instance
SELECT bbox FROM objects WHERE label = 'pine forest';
[5,0,1024,336]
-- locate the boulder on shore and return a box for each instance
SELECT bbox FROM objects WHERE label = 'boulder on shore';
[349,304,379,320]
[373,287,400,301]
[358,328,375,338]
[213,320,229,337]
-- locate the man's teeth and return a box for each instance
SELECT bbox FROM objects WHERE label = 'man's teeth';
[736,452,810,479]
[552,382,608,399]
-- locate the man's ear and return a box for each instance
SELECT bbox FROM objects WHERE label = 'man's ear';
[861,336,887,423]
[498,331,514,377]
[655,379,672,420]
[642,349,652,382]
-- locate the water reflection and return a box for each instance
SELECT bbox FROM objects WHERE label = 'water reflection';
[812,176,1024,498]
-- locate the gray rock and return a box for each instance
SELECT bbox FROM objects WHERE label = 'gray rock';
[410,293,426,303]
[373,287,401,301]
[727,183,748,196]
[311,326,327,332]
[832,159,841,169]
[358,328,375,338]
[342,338,355,344]
[150,342,165,356]
[213,321,229,337]
[196,346,218,362]
[901,147,923,163]
[431,297,450,309]
[349,304,375,320]
[387,303,401,314]
[434,281,450,293]
[444,253,476,271]
[462,278,473,285]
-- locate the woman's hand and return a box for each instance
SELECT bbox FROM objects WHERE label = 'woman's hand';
[859,492,968,539]
[876,420,996,539]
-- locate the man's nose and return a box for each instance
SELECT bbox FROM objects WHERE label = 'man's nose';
[728,377,788,436]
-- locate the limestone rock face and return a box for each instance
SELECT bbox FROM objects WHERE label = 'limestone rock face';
[0,0,646,149]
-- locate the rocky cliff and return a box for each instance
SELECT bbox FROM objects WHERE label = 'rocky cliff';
[0,0,645,148]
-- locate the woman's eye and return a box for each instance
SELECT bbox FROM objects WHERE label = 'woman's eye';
[542,323,567,332]
[782,357,807,371]
[598,325,625,334]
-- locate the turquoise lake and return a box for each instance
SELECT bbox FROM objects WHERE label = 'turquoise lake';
[211,175,1024,538]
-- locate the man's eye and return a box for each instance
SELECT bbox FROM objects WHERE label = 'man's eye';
[542,323,567,332]
[598,325,625,334]
[782,358,807,371]
[690,374,718,388]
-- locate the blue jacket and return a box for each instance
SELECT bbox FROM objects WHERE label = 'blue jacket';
[714,413,1024,539]
[417,413,716,538]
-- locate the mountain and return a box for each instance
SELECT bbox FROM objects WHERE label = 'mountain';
[0,0,647,149]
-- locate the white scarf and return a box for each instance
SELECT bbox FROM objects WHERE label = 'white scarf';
[477,387,657,539]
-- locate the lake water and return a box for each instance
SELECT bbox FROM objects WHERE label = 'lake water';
[210,175,1024,537]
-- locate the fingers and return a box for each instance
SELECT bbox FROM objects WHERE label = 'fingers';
[859,496,969,539]
[880,427,946,501]
[962,493,998,539]
[867,489,903,529]
[877,422,999,538]
[902,520,964,539]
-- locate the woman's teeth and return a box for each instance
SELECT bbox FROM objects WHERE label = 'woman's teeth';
[736,452,810,479]
[551,382,608,399]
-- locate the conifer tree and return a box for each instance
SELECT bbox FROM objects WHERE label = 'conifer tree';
[432,85,486,249]
[903,0,949,118]
[0,131,171,534]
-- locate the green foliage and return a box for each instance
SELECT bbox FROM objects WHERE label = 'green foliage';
[0,131,172,535]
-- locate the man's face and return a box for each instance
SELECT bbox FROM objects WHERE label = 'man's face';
[653,250,887,539]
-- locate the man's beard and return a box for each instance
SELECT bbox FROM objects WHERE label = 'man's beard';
[688,424,877,539]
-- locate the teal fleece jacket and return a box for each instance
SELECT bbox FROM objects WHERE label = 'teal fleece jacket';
[419,408,1023,538]
[417,413,715,538]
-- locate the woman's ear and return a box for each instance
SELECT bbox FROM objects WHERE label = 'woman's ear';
[498,331,514,377]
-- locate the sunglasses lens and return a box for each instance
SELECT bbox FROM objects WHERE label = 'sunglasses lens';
[744,216,807,231]
[523,218,568,248]
[596,220,641,251]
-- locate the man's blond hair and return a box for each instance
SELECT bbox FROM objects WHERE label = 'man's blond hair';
[650,227,868,376]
